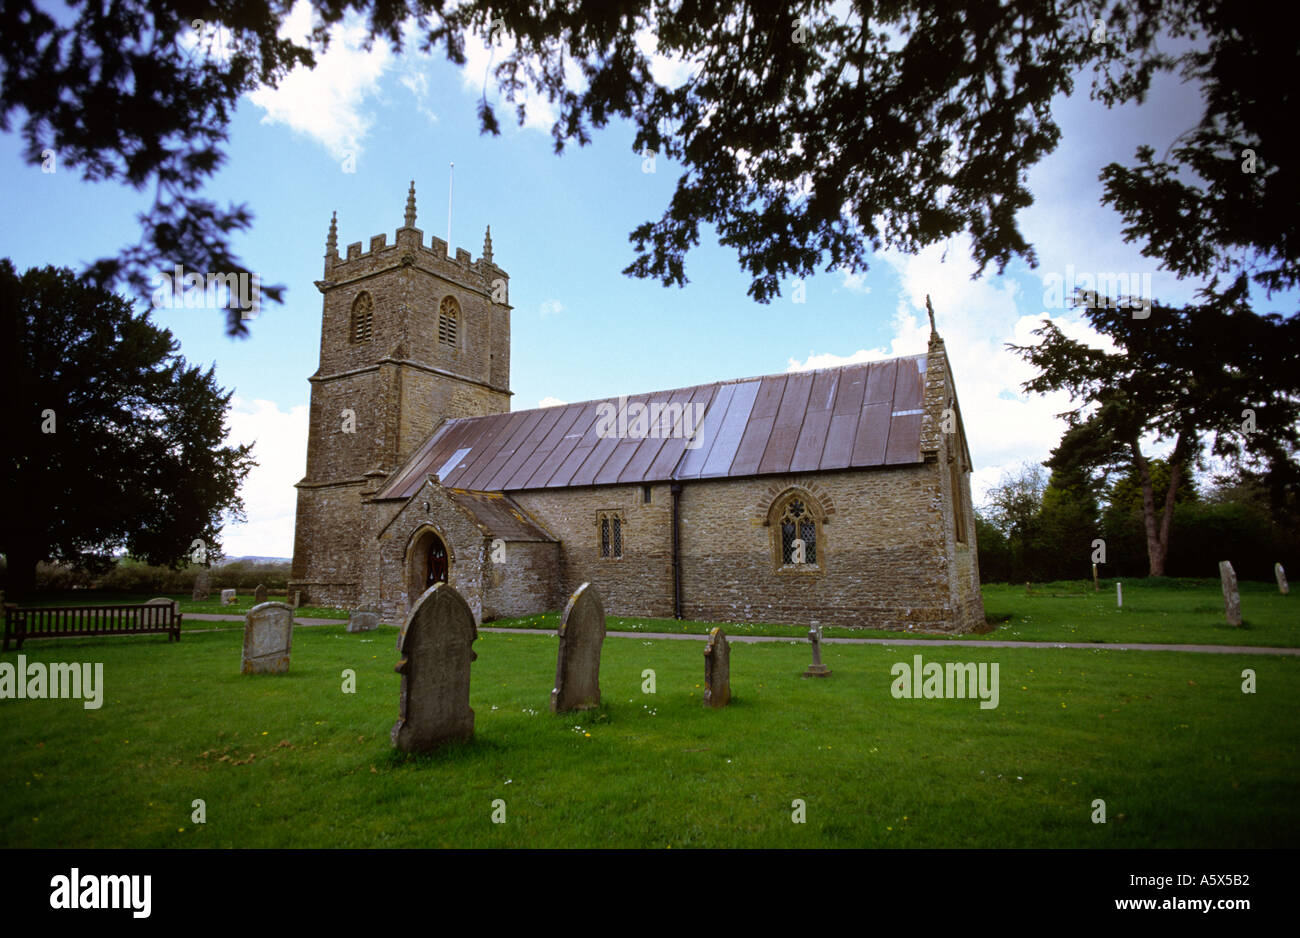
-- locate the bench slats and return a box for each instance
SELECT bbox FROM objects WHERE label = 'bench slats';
[2,603,183,651]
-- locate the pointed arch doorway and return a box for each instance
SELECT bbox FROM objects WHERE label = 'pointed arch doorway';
[406,526,451,607]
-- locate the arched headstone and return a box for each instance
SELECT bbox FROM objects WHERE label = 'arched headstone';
[242,602,295,674]
[348,603,379,633]
[551,582,605,713]
[145,597,179,616]
[392,584,478,751]
[253,583,268,604]
[703,627,731,708]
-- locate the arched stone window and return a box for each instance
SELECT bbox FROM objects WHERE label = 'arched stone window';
[769,489,825,574]
[438,296,460,347]
[349,292,374,343]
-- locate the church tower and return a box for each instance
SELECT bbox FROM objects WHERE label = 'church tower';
[289,182,512,607]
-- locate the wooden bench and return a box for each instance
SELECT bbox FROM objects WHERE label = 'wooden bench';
[2,602,182,651]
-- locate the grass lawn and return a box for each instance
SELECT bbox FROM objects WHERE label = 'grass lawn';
[2,625,1296,848]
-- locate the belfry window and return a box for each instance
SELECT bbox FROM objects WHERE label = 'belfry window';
[438,296,460,347]
[349,292,373,343]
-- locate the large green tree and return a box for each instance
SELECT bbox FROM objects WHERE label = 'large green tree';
[1009,296,1300,577]
[3,1,1292,328]
[0,260,254,596]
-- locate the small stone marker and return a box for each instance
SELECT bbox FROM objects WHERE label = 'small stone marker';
[1116,582,1122,608]
[703,627,731,707]
[241,602,295,674]
[192,568,210,601]
[146,597,179,616]
[1220,560,1242,626]
[550,582,606,713]
[803,625,831,678]
[289,589,301,609]
[348,603,379,633]
[253,583,267,604]
[392,584,478,752]
[221,588,237,606]
[1276,563,1289,595]
[1092,563,1099,591]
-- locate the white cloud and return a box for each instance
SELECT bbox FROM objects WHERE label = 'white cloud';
[245,1,393,159]
[837,269,871,294]
[538,396,567,408]
[786,347,889,371]
[219,397,308,559]
[539,299,564,318]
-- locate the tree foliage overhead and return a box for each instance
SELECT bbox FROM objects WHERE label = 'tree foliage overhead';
[0,260,255,596]
[4,0,1285,327]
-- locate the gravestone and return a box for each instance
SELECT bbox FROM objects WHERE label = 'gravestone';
[1219,561,1242,626]
[348,603,379,633]
[391,584,478,752]
[1276,563,1290,595]
[241,602,295,674]
[146,597,179,616]
[220,588,237,606]
[703,627,731,708]
[192,568,210,601]
[550,582,605,713]
[289,589,301,609]
[802,625,831,677]
[253,583,268,604]
[1116,582,1123,608]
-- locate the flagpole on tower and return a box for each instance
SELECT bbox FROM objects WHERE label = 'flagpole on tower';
[447,161,454,257]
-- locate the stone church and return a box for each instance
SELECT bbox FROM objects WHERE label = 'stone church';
[289,183,985,632]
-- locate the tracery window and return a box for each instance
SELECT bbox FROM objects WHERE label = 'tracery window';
[770,489,825,573]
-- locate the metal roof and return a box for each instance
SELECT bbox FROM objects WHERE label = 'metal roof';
[445,490,557,542]
[376,354,928,500]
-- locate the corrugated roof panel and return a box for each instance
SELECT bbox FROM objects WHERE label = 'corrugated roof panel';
[758,373,812,474]
[885,413,923,464]
[789,370,838,472]
[523,402,601,488]
[700,379,759,477]
[503,403,584,490]
[864,358,898,404]
[651,384,716,480]
[478,408,555,492]
[381,352,933,499]
[851,402,892,465]
[618,387,696,483]
[676,383,736,479]
[594,393,660,485]
[442,411,523,489]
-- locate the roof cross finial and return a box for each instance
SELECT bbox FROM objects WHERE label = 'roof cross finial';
[404,180,417,228]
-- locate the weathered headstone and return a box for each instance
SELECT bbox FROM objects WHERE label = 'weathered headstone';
[1276,563,1290,595]
[221,588,237,606]
[348,603,379,633]
[241,602,295,674]
[253,583,267,604]
[703,627,731,708]
[192,568,210,601]
[1220,560,1242,626]
[289,589,301,609]
[1116,582,1123,608]
[1092,563,1099,591]
[550,582,605,713]
[146,597,179,616]
[802,625,831,678]
[391,584,478,752]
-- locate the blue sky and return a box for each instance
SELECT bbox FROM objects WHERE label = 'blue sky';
[2,5,1284,558]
